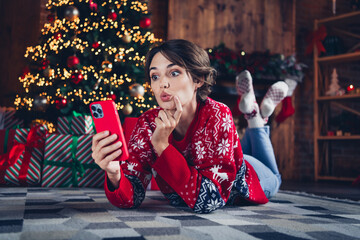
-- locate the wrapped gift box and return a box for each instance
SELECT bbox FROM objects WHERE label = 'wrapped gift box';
[42,133,104,187]
[0,129,16,155]
[0,107,24,130]
[0,129,16,185]
[1,126,47,186]
[57,114,94,135]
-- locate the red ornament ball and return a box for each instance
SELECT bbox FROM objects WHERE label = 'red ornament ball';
[67,56,80,68]
[89,1,98,11]
[20,66,30,79]
[71,72,84,84]
[41,59,50,67]
[41,59,50,70]
[139,17,151,28]
[54,32,62,40]
[55,97,67,109]
[47,13,55,23]
[107,94,117,101]
[108,11,117,21]
[92,41,100,49]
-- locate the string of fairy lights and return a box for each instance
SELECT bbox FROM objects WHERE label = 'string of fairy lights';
[15,0,160,116]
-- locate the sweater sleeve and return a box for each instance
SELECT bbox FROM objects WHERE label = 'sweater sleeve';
[104,114,155,208]
[152,104,237,213]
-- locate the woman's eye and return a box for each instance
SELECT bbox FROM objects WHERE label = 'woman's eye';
[151,75,159,81]
[170,71,180,77]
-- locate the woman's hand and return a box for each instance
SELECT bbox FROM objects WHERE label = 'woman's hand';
[152,96,183,156]
[92,131,122,188]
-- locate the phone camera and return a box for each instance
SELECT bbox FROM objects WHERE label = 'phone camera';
[91,104,103,118]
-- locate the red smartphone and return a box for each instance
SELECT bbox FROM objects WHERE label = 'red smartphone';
[90,100,129,161]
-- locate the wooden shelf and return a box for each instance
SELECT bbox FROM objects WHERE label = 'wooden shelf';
[316,176,356,182]
[317,11,360,24]
[317,94,360,101]
[313,12,360,182]
[317,51,360,64]
[317,135,360,140]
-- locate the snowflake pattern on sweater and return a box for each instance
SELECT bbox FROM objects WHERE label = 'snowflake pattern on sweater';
[104,98,268,213]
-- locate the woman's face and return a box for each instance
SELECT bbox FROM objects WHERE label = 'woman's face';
[149,52,201,110]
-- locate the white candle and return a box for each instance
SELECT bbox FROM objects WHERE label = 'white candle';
[332,0,336,15]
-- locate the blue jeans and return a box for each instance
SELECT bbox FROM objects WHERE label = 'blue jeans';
[240,126,281,199]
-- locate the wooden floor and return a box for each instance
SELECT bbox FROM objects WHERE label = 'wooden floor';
[281,180,360,201]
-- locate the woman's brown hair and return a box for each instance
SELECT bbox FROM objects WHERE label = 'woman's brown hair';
[145,39,216,102]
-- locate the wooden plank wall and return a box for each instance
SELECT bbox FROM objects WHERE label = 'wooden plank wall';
[168,0,295,54]
[0,0,43,107]
[148,0,168,41]
[168,0,297,179]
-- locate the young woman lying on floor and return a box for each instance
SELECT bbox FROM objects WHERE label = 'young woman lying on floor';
[92,39,288,213]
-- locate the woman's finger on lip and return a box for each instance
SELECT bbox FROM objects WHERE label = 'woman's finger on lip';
[173,95,179,102]
[173,96,183,120]
[174,96,182,110]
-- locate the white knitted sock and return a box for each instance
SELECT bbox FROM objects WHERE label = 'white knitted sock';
[236,70,256,114]
[285,78,298,97]
[246,104,266,128]
[260,81,288,119]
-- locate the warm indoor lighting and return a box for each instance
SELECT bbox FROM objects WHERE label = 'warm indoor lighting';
[347,84,355,92]
[15,0,161,117]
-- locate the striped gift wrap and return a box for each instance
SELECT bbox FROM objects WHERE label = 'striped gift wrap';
[0,129,16,185]
[4,126,47,186]
[57,115,94,135]
[0,129,16,155]
[42,133,104,187]
[2,108,24,129]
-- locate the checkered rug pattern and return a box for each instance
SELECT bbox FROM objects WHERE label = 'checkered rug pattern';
[1,188,359,240]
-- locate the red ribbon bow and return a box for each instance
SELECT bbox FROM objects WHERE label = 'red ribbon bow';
[0,151,11,185]
[305,25,327,56]
[0,126,46,186]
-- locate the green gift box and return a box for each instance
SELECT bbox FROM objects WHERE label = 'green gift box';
[42,133,104,187]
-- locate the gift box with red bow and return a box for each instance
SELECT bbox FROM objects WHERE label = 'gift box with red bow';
[0,125,47,186]
[41,133,104,187]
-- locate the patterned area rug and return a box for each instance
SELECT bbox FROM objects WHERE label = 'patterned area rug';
[0,188,359,240]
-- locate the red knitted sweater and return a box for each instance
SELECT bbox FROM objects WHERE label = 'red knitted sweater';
[104,98,268,213]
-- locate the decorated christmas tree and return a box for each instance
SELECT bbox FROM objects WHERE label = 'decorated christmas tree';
[15,0,160,125]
